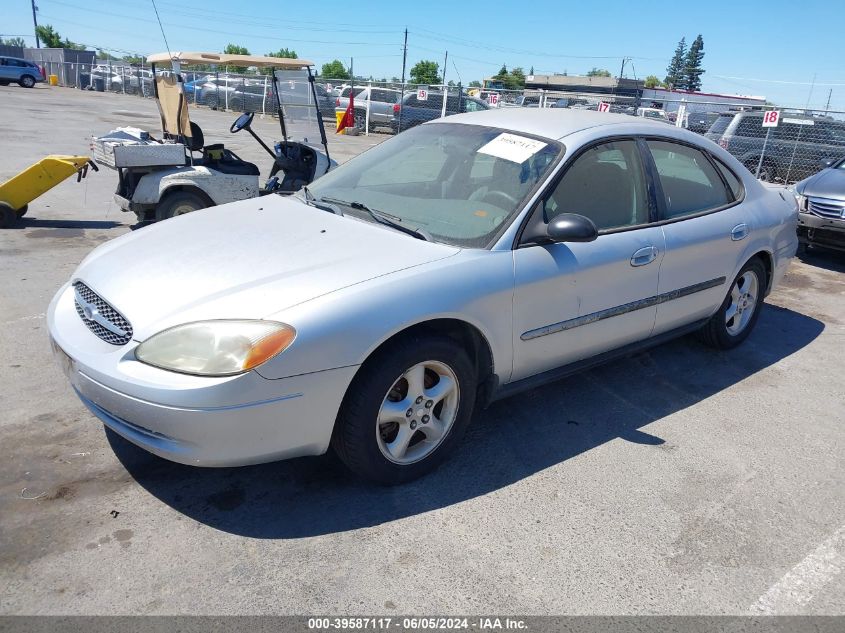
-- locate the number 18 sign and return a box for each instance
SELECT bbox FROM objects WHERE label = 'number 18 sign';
[762,110,780,128]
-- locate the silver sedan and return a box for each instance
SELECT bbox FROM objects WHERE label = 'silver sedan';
[48,109,798,483]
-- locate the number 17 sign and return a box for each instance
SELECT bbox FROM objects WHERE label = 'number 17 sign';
[597,101,610,112]
[762,110,780,128]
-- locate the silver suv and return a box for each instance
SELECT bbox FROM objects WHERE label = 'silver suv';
[0,56,45,88]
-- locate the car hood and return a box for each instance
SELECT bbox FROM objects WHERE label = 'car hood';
[73,195,459,340]
[797,168,845,201]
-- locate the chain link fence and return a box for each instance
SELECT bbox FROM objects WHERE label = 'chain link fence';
[36,62,845,184]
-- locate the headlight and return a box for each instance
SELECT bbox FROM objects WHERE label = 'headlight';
[135,320,296,376]
[787,187,807,211]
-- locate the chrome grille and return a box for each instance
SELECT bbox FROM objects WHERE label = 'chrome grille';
[73,282,133,345]
[808,197,845,219]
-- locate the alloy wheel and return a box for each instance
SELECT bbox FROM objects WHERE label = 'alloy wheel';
[376,360,460,465]
[725,271,759,335]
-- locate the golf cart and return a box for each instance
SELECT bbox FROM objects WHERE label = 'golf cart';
[94,52,334,222]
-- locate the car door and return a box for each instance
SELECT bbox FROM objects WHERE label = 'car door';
[0,58,11,82]
[512,139,665,381]
[644,138,748,335]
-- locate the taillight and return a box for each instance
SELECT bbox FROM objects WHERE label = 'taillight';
[336,97,340,106]
[719,138,729,150]
[393,104,401,113]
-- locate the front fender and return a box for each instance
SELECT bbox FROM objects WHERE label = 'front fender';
[258,249,516,383]
[133,167,259,205]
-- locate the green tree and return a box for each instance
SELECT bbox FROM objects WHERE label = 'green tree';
[223,43,251,73]
[34,25,64,48]
[0,36,26,47]
[468,80,482,88]
[683,34,705,92]
[507,66,526,90]
[664,37,686,88]
[529,65,534,75]
[321,59,350,80]
[260,47,297,74]
[409,60,440,85]
[643,75,662,88]
[586,67,611,77]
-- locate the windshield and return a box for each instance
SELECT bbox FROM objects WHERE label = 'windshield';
[274,69,325,146]
[306,123,562,247]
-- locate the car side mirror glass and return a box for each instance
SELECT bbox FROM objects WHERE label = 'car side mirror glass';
[546,213,599,243]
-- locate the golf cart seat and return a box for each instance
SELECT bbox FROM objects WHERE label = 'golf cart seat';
[200,143,260,176]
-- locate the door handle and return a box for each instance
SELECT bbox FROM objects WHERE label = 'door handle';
[731,223,749,241]
[630,245,658,267]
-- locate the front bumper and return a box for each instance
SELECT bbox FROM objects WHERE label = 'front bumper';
[48,282,358,467]
[798,212,845,251]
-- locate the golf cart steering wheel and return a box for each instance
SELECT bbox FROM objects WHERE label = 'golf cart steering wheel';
[230,112,254,134]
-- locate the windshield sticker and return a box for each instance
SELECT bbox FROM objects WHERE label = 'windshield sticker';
[477,133,547,164]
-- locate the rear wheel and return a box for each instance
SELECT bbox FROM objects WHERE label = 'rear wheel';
[0,80,10,86]
[205,94,219,110]
[353,109,369,132]
[157,190,209,220]
[19,75,36,88]
[699,258,766,349]
[0,202,17,228]
[16,204,28,218]
[332,334,476,484]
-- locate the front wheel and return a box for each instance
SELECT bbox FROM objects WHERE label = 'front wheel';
[699,258,766,349]
[19,75,36,88]
[0,202,18,228]
[332,334,476,484]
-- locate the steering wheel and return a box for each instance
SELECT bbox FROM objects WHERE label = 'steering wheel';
[230,112,254,134]
[482,190,519,209]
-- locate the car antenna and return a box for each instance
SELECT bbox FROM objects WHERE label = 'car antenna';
[150,0,173,62]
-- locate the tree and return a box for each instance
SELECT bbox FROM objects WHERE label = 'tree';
[586,67,611,77]
[35,25,64,48]
[321,59,350,80]
[644,75,662,89]
[664,37,686,88]
[529,65,534,75]
[0,36,26,47]
[223,43,250,73]
[683,34,705,92]
[261,47,297,74]
[409,60,440,85]
[468,80,482,88]
[507,66,526,90]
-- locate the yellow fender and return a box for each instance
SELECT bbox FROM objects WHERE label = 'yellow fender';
[0,155,97,213]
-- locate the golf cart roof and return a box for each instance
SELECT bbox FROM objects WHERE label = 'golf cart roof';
[146,52,313,69]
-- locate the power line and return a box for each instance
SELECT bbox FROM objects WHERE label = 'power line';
[149,0,171,59]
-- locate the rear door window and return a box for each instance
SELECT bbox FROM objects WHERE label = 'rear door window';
[647,140,732,218]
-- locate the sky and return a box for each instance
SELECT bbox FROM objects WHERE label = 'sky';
[3,0,844,111]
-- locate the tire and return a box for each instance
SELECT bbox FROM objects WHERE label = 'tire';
[16,204,28,218]
[699,258,767,350]
[19,75,36,88]
[0,202,17,228]
[331,333,477,484]
[745,158,776,182]
[0,80,9,86]
[353,109,369,132]
[156,190,209,220]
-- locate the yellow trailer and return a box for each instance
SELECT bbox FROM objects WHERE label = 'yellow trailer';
[0,155,97,228]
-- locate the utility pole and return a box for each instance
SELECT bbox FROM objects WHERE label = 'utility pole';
[824,88,832,115]
[31,0,40,48]
[442,50,448,87]
[398,28,408,132]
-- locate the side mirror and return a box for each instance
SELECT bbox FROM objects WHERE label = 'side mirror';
[820,157,836,169]
[546,213,599,243]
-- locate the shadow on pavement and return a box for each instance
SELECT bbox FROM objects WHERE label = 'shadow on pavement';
[797,246,845,273]
[107,303,824,539]
[15,218,122,230]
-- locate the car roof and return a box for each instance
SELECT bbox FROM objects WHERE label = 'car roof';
[442,108,673,140]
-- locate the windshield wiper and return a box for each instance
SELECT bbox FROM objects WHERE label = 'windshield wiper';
[319,196,432,241]
[301,186,343,216]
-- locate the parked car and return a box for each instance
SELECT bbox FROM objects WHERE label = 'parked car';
[335,86,402,131]
[0,56,45,88]
[393,92,489,132]
[48,109,797,484]
[199,76,258,109]
[706,111,845,183]
[88,65,124,91]
[793,156,845,252]
[686,111,721,134]
[636,107,671,124]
